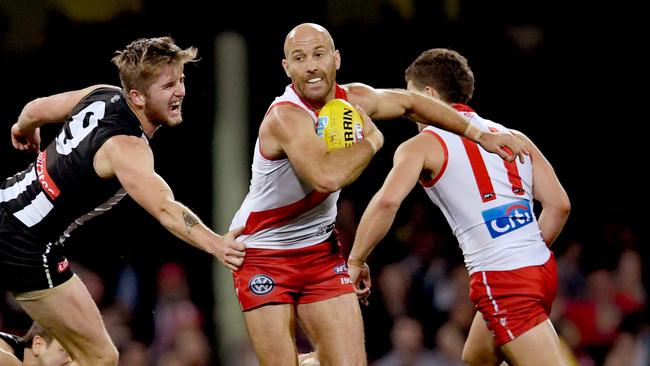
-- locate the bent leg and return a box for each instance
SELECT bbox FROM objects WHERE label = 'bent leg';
[243,303,299,366]
[500,319,565,366]
[17,275,118,366]
[463,311,505,366]
[297,293,366,366]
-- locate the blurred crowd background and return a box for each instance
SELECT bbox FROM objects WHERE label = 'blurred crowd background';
[0,1,646,365]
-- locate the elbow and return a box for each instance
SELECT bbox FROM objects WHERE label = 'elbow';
[310,173,343,194]
[376,194,401,213]
[313,179,342,194]
[551,196,571,220]
[150,198,175,228]
[156,208,174,230]
[19,99,42,122]
[560,197,571,219]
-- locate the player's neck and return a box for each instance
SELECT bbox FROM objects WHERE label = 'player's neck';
[125,98,158,138]
[22,350,37,366]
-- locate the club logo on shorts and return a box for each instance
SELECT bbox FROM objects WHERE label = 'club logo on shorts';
[249,274,275,295]
[333,262,348,274]
[481,199,533,239]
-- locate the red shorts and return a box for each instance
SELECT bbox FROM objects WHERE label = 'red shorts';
[232,238,353,311]
[469,253,557,347]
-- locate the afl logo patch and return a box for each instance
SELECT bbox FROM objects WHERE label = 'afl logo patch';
[249,274,275,295]
[333,263,348,274]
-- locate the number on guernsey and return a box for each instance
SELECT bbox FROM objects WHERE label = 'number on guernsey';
[56,101,106,155]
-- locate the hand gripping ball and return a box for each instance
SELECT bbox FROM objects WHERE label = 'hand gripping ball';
[316,99,365,151]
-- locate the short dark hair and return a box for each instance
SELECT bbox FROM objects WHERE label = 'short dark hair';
[22,322,53,347]
[404,48,474,104]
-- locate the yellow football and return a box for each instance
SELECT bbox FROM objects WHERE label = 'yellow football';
[316,99,364,151]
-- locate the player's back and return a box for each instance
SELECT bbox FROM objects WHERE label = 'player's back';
[421,104,549,274]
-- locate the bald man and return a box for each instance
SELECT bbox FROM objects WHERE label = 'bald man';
[229,23,529,365]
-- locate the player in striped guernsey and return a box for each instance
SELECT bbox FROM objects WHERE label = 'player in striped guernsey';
[230,24,531,366]
[1,37,245,365]
[347,49,571,365]
[0,322,71,365]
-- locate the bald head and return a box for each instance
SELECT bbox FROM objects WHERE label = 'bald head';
[284,23,335,58]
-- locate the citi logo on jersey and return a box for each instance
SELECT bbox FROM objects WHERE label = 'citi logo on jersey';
[481,199,533,238]
[249,274,275,295]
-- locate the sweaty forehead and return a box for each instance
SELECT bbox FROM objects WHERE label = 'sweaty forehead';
[284,28,334,57]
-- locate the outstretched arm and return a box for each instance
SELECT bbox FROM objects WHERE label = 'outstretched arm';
[349,136,431,265]
[348,135,436,301]
[347,83,529,162]
[512,130,570,246]
[95,135,246,270]
[11,84,117,151]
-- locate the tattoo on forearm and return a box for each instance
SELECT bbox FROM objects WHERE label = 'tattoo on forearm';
[183,212,199,234]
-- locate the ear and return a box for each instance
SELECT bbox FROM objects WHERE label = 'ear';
[129,89,146,108]
[281,59,291,78]
[423,86,440,99]
[334,50,341,71]
[31,335,46,356]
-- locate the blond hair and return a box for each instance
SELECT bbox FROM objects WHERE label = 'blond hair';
[111,36,198,93]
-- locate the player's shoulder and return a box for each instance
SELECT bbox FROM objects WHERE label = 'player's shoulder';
[396,131,437,157]
[101,134,150,159]
[0,331,22,354]
[342,82,375,98]
[72,85,123,112]
[105,133,148,147]
[264,103,313,132]
[79,84,122,101]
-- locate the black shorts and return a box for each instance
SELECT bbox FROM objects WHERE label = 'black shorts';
[0,207,73,293]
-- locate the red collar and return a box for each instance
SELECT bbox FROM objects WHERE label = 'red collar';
[290,84,348,114]
[451,103,475,112]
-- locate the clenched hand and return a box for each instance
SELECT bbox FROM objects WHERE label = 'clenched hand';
[216,226,246,271]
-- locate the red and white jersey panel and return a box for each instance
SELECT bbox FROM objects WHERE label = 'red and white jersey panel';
[420,105,550,274]
[230,85,345,249]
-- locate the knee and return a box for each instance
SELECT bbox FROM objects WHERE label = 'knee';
[325,353,367,366]
[461,348,475,366]
[462,348,497,366]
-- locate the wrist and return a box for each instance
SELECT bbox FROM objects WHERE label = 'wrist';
[473,129,483,143]
[463,123,483,143]
[14,119,35,134]
[366,138,378,154]
[348,256,366,268]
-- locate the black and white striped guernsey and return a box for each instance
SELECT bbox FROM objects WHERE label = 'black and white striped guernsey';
[0,331,25,361]
[0,87,144,244]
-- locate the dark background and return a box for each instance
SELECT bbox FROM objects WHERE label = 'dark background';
[1,0,647,363]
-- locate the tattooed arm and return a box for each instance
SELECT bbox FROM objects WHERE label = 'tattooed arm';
[93,135,246,270]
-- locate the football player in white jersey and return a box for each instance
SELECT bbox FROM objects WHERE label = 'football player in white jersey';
[232,24,531,366]
[347,48,570,366]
